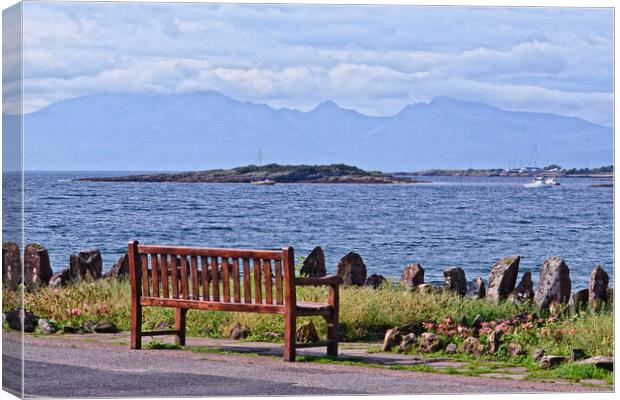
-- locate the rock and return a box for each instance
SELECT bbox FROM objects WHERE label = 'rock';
[418,332,440,353]
[569,289,589,312]
[2,242,22,289]
[336,252,367,286]
[365,274,386,289]
[443,267,466,296]
[382,327,401,351]
[6,309,38,332]
[70,249,103,281]
[578,356,613,372]
[487,255,520,301]
[589,265,609,305]
[82,320,96,333]
[24,243,53,289]
[299,246,326,277]
[400,263,424,288]
[38,318,55,334]
[534,256,572,309]
[570,348,586,362]
[445,343,457,354]
[487,330,503,354]
[104,253,130,280]
[49,267,72,288]
[296,321,319,343]
[62,325,80,334]
[261,332,281,339]
[460,336,483,355]
[94,321,118,333]
[466,276,486,298]
[471,314,483,337]
[510,271,534,303]
[540,355,566,369]
[398,333,416,353]
[532,348,545,361]
[507,343,524,357]
[229,322,250,340]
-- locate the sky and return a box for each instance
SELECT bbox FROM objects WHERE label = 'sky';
[5,2,615,126]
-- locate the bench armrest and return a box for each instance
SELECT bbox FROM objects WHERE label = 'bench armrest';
[294,275,343,287]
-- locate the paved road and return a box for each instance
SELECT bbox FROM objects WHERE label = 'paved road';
[2,333,606,397]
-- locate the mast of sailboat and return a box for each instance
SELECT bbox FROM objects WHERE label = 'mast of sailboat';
[257,148,263,168]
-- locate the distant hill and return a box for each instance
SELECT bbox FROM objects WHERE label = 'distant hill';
[17,90,612,171]
[78,163,417,184]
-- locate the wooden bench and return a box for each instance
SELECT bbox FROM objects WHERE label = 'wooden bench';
[128,241,342,361]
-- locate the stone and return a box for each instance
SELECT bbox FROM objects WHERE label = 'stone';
[569,289,589,312]
[6,309,38,332]
[570,348,586,362]
[445,343,457,354]
[24,243,53,289]
[400,263,424,288]
[443,267,466,296]
[62,325,80,334]
[295,321,319,343]
[382,327,401,351]
[418,332,440,353]
[336,252,367,286]
[365,274,386,289]
[104,253,130,280]
[534,256,572,309]
[487,330,503,354]
[460,336,484,355]
[38,318,55,335]
[49,267,72,288]
[398,333,416,353]
[487,255,520,301]
[82,320,96,333]
[2,242,22,289]
[94,321,118,333]
[532,348,545,361]
[539,355,566,369]
[229,322,250,340]
[466,276,486,298]
[299,246,326,277]
[70,249,103,281]
[578,356,613,372]
[510,271,535,303]
[588,265,609,305]
[507,343,525,357]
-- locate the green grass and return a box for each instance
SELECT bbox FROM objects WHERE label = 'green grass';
[527,363,613,384]
[145,340,181,350]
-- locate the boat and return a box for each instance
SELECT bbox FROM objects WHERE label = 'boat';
[250,149,276,186]
[523,176,559,188]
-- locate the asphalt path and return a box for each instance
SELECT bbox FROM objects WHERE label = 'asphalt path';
[1,333,607,397]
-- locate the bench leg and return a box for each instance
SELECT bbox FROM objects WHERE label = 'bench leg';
[283,312,296,362]
[175,308,187,346]
[325,313,339,358]
[130,302,142,349]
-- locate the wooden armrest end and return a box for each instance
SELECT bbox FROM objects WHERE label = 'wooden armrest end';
[295,275,343,287]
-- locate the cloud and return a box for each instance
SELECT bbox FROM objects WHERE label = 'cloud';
[17,2,613,126]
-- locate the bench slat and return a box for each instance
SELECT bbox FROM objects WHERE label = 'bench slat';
[151,254,160,298]
[201,256,209,301]
[264,259,273,305]
[180,256,190,300]
[253,258,262,304]
[274,260,283,305]
[243,258,251,304]
[141,297,285,314]
[141,254,150,297]
[222,257,230,302]
[138,245,282,260]
[170,256,179,299]
[160,255,169,298]
[190,255,199,301]
[232,258,241,303]
[210,257,219,302]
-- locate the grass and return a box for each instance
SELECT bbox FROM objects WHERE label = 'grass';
[145,339,181,350]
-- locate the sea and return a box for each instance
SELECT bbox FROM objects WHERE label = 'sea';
[5,171,614,289]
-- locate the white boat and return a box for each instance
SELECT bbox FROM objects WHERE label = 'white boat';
[523,176,559,188]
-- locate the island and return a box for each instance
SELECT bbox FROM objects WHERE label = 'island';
[407,165,613,178]
[78,164,426,184]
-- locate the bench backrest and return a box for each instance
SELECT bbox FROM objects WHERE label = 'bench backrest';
[128,241,296,311]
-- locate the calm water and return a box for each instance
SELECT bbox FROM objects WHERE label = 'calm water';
[16,171,614,289]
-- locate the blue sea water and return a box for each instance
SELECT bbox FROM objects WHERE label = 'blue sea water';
[14,171,614,289]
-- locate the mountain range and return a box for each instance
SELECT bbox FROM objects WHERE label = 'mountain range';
[8,90,613,171]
